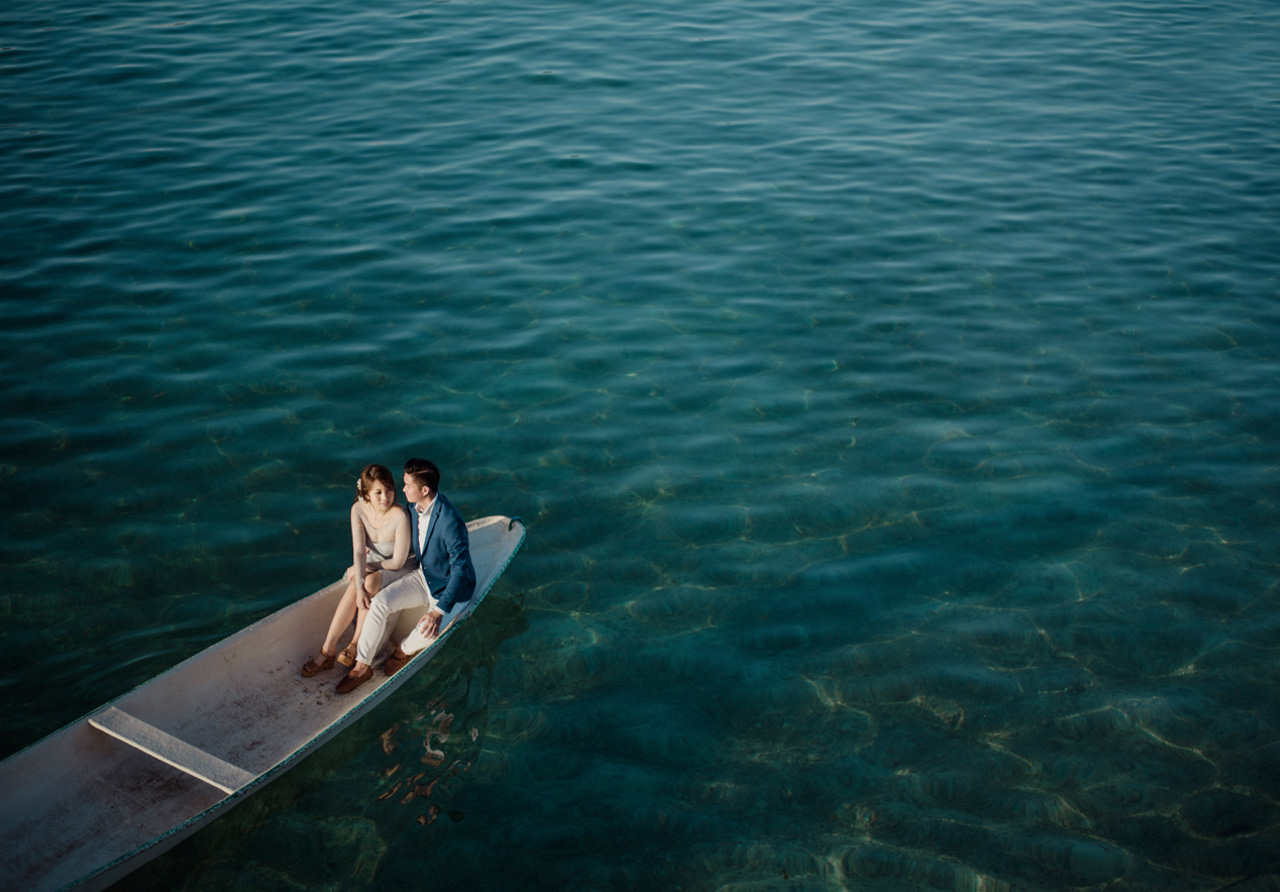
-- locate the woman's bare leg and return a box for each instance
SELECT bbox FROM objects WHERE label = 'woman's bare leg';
[321,573,360,657]
[350,571,383,651]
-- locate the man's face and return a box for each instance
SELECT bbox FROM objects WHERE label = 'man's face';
[402,473,431,505]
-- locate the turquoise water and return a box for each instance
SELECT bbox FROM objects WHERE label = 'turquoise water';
[2,0,1279,887]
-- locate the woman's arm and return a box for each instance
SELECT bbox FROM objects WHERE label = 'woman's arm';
[382,507,413,571]
[350,502,368,584]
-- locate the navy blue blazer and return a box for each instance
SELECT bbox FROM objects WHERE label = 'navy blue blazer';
[408,492,476,614]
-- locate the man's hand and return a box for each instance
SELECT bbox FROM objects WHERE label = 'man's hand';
[417,608,444,640]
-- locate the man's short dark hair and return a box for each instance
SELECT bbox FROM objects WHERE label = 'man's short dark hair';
[404,458,440,491]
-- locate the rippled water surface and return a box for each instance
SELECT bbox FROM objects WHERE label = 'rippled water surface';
[3,0,1279,888]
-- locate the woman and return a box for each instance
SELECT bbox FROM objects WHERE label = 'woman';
[301,464,415,676]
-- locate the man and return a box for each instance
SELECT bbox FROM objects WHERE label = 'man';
[336,458,476,694]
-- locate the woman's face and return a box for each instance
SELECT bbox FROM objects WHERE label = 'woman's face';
[365,480,395,512]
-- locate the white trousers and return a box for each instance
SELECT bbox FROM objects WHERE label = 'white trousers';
[400,597,465,657]
[356,570,465,665]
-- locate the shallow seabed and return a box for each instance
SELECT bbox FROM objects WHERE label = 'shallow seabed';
[2,0,1279,889]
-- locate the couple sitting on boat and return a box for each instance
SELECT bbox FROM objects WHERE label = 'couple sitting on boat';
[301,457,476,694]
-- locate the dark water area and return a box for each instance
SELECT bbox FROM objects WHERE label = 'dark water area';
[2,0,1279,888]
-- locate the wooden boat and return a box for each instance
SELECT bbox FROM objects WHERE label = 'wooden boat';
[0,515,525,892]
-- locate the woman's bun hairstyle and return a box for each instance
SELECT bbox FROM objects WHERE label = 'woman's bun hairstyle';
[355,463,396,503]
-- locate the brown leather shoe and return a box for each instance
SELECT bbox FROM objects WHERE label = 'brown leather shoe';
[383,646,411,677]
[301,649,336,678]
[336,666,373,694]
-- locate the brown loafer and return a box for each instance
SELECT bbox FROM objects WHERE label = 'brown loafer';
[336,666,373,694]
[383,646,411,677]
[301,649,336,678]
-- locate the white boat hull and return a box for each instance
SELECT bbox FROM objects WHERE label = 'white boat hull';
[0,515,525,892]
